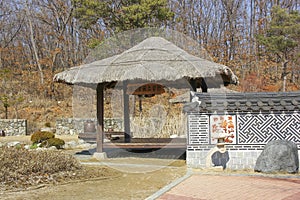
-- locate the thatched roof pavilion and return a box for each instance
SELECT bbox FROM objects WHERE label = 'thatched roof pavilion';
[54,37,238,86]
[54,37,238,153]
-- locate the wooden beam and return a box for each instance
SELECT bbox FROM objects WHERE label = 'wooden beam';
[123,81,131,142]
[96,83,104,153]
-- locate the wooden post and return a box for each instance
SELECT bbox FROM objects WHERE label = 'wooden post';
[96,83,104,153]
[139,95,143,113]
[201,78,208,93]
[190,79,197,92]
[123,81,131,143]
[189,79,197,101]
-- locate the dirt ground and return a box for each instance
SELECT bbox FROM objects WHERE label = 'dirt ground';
[0,135,187,200]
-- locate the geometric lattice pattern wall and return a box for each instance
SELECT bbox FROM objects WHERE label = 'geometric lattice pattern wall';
[188,114,209,144]
[237,112,300,144]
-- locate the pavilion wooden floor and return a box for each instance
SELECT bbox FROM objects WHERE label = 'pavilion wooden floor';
[79,133,187,149]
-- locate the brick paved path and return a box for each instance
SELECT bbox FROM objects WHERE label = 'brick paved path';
[157,174,300,200]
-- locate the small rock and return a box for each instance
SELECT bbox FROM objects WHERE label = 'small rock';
[104,138,110,143]
[64,140,78,149]
[7,141,20,147]
[48,146,57,150]
[24,145,31,150]
[78,139,85,144]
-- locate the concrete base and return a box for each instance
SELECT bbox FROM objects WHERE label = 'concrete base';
[92,152,107,160]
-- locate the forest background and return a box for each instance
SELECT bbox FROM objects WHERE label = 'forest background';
[0,0,300,133]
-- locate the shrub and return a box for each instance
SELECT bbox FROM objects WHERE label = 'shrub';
[31,131,55,144]
[41,138,65,149]
[44,122,51,127]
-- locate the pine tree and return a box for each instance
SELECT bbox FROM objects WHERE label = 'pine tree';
[72,0,173,32]
[256,6,300,91]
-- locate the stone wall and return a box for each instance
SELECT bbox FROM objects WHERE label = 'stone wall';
[55,118,124,135]
[0,119,27,136]
[187,145,263,169]
[186,112,300,170]
[187,144,300,170]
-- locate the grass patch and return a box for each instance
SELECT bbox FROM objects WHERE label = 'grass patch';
[0,147,121,191]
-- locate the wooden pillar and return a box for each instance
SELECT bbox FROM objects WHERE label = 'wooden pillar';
[201,78,208,93]
[138,95,143,112]
[189,79,197,101]
[96,83,104,153]
[123,81,131,143]
[189,79,197,92]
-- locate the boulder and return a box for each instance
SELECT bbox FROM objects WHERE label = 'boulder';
[254,140,299,173]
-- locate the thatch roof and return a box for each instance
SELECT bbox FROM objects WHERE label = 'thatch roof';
[53,37,238,86]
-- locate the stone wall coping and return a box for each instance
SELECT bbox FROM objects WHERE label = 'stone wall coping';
[190,91,300,113]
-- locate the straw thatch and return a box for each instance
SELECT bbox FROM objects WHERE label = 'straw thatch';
[53,37,238,86]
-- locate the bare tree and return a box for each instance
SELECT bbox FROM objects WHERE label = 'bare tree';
[24,0,44,84]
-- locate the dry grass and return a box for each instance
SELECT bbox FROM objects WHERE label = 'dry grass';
[0,147,81,190]
[0,146,121,191]
[131,114,187,138]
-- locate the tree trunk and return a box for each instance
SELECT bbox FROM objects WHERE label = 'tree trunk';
[25,1,44,85]
[5,105,8,119]
[283,76,287,92]
[282,60,289,92]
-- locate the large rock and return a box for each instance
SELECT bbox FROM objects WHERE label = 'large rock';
[254,140,299,173]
